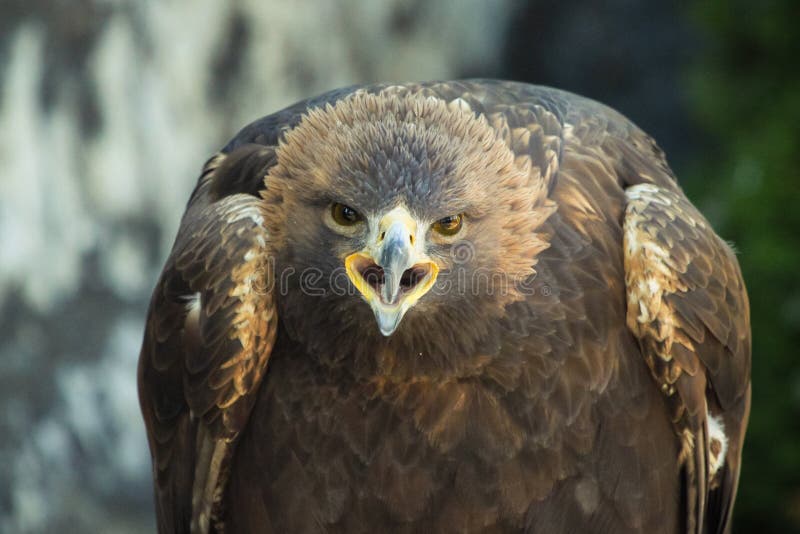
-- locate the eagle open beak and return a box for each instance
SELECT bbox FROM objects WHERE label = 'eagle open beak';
[345,208,439,336]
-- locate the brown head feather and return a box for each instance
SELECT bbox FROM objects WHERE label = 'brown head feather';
[259,89,557,377]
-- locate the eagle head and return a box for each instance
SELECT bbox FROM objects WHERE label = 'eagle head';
[261,90,556,343]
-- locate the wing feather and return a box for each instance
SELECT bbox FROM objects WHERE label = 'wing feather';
[138,146,278,533]
[623,183,751,534]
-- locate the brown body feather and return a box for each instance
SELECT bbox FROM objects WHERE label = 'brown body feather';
[138,81,751,533]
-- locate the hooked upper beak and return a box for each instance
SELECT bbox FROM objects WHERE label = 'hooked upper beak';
[345,207,439,336]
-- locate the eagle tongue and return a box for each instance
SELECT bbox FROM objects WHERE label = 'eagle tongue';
[381,268,402,305]
[378,221,412,305]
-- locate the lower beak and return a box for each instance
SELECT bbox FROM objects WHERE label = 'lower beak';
[345,211,438,336]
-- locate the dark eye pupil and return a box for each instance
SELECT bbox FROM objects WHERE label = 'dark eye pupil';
[342,206,356,221]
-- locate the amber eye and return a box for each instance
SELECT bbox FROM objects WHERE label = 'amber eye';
[432,214,463,236]
[331,203,362,226]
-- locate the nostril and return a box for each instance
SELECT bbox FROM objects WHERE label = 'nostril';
[409,234,415,245]
[379,231,385,242]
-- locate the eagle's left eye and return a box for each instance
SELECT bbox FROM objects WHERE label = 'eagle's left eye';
[432,214,463,236]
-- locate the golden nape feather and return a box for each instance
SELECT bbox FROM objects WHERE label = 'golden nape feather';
[138,80,751,533]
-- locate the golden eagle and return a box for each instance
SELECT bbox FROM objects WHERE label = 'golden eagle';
[138,81,751,533]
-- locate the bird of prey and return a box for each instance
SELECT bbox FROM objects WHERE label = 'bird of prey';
[138,80,751,533]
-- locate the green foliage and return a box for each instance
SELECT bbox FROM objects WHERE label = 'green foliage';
[684,0,800,530]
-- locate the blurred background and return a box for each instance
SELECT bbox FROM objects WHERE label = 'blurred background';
[0,0,797,531]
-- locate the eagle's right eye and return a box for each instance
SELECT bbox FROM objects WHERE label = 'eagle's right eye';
[331,203,362,226]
